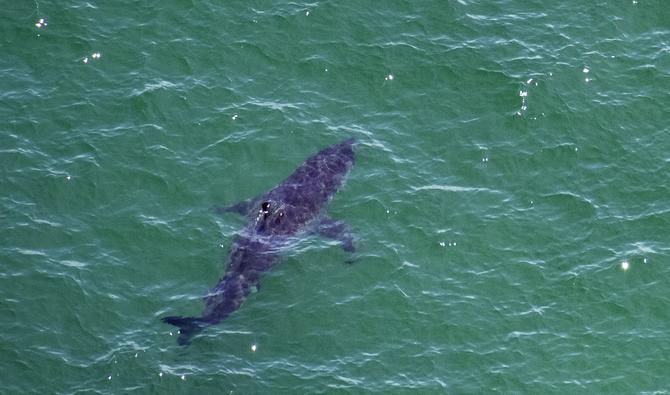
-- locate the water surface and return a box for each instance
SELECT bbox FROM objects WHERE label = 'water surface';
[2,1,669,393]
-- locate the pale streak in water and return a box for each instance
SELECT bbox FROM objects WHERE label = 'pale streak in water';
[412,184,502,194]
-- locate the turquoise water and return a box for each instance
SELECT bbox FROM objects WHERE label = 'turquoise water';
[2,0,670,393]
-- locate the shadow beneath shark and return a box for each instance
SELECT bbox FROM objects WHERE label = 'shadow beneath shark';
[162,138,357,345]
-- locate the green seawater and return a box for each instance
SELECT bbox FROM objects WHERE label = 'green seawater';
[2,1,670,393]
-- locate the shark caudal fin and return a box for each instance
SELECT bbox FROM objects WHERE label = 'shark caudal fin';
[162,316,206,345]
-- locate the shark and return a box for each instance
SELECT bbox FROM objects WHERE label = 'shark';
[162,138,356,345]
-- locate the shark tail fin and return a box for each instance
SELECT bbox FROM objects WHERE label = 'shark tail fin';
[162,316,206,345]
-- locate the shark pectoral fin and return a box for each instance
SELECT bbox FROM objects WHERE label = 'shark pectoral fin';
[162,316,206,346]
[213,197,257,216]
[316,217,355,253]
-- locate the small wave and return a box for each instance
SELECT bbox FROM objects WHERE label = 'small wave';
[411,184,503,194]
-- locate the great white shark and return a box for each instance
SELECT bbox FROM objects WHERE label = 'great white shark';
[162,138,356,345]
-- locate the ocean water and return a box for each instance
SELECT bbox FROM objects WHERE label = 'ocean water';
[2,0,670,393]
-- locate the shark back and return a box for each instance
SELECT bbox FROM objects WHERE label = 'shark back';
[250,138,356,236]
